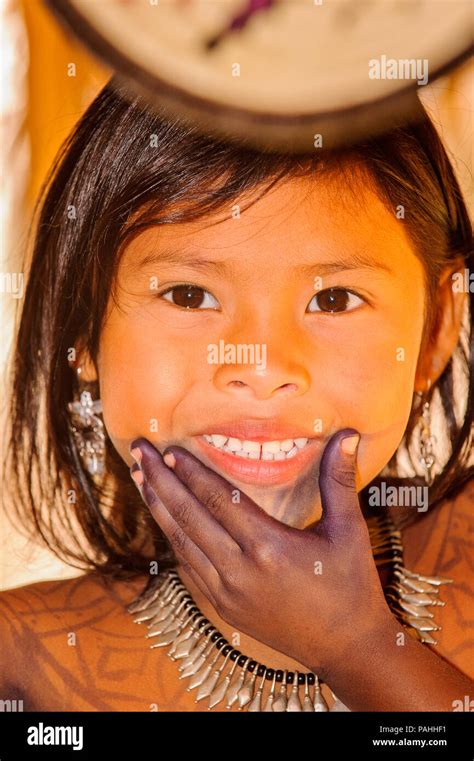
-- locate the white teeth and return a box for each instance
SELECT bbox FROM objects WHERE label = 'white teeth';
[202,433,311,461]
[227,437,242,452]
[261,441,281,454]
[294,437,308,449]
[211,434,228,448]
[242,440,260,453]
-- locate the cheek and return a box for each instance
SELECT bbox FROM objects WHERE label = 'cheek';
[96,313,205,457]
[320,309,423,488]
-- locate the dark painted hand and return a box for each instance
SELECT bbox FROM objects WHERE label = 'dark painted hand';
[129,429,394,676]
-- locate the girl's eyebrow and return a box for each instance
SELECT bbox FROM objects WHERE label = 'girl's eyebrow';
[131,248,230,276]
[132,248,394,278]
[297,253,394,277]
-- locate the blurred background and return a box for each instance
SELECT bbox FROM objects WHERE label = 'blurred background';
[1,0,110,591]
[1,0,472,590]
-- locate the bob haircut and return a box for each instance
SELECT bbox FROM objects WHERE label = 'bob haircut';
[3,76,473,581]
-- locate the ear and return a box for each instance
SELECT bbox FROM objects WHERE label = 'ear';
[414,259,468,392]
[69,342,98,383]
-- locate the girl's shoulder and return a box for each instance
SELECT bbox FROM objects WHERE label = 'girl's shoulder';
[402,476,473,568]
[0,571,144,638]
[0,572,148,708]
[401,477,474,678]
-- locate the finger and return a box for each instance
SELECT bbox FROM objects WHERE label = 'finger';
[131,464,220,603]
[172,545,219,610]
[317,428,364,542]
[130,438,237,566]
[131,462,220,593]
[161,444,281,547]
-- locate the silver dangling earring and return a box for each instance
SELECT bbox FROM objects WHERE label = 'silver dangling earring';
[67,367,106,476]
[418,379,437,487]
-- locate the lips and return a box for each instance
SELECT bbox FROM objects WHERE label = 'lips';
[192,419,322,486]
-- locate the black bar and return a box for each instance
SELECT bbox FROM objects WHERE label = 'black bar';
[1,711,473,759]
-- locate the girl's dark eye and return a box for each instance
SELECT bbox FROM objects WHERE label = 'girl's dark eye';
[160,285,219,310]
[306,288,365,314]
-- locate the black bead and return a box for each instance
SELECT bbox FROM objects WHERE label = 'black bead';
[256,665,266,677]
[275,670,284,683]
[222,644,232,657]
[298,673,305,685]
[307,673,316,685]
[286,672,294,684]
[210,632,220,642]
[265,669,275,680]
[248,661,257,672]
[216,638,227,649]
[229,650,240,661]
[237,655,247,667]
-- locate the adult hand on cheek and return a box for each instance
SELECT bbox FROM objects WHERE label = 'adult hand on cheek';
[129,429,396,685]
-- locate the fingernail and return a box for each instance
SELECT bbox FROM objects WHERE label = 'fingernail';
[131,467,144,486]
[163,452,176,469]
[130,447,142,464]
[341,434,360,455]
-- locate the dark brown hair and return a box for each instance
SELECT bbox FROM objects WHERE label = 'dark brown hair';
[3,76,473,581]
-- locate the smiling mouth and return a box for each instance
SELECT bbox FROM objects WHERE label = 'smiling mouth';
[194,431,321,487]
[201,434,310,461]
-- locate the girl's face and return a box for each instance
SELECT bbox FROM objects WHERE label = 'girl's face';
[81,175,442,527]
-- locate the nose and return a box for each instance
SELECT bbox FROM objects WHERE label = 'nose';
[212,342,310,401]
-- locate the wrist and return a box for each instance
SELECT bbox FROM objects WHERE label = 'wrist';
[316,608,400,686]
[310,610,474,712]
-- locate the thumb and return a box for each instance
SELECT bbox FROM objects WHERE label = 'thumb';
[317,428,363,541]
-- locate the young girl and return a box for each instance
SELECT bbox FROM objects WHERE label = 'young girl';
[1,75,472,712]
